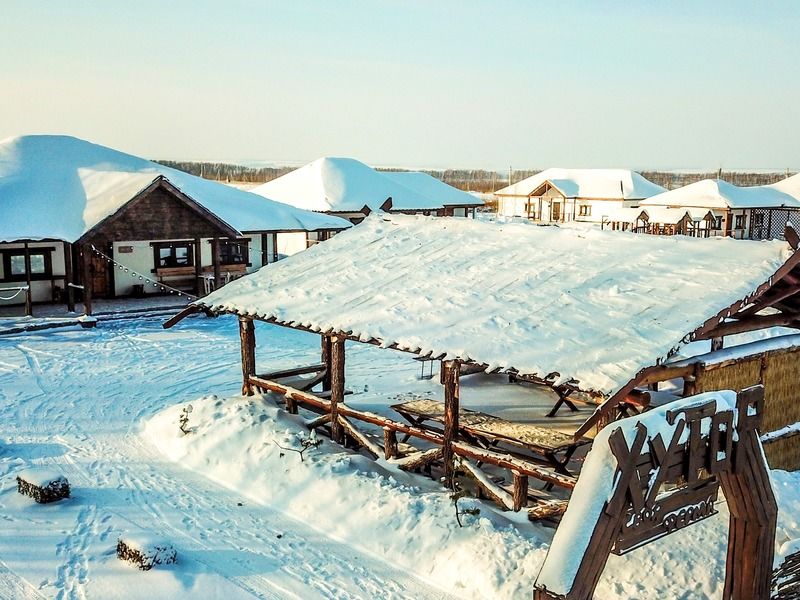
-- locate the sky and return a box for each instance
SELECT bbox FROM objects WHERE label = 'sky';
[1,1,799,170]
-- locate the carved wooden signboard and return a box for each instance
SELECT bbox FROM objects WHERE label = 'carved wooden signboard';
[535,386,777,600]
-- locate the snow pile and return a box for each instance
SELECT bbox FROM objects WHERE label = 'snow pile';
[16,467,68,488]
[196,213,792,395]
[770,173,800,201]
[494,168,665,199]
[0,135,351,242]
[641,178,800,210]
[142,394,549,599]
[250,157,443,213]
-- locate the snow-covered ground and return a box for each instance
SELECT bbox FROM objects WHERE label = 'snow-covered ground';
[1,315,799,599]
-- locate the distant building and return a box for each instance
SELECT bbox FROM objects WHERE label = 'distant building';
[250,157,482,224]
[494,168,665,222]
[640,178,800,240]
[0,136,350,311]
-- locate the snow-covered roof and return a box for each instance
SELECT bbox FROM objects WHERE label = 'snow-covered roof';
[249,157,444,213]
[494,168,665,200]
[641,178,800,211]
[600,207,647,223]
[769,173,800,200]
[0,135,351,243]
[382,171,483,207]
[195,213,792,396]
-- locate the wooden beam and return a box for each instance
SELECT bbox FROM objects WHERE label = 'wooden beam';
[162,305,200,328]
[194,236,203,296]
[442,359,460,487]
[330,335,345,444]
[211,236,221,290]
[81,245,93,316]
[737,284,800,317]
[23,242,32,316]
[64,241,75,312]
[321,334,332,392]
[239,316,256,396]
[698,312,800,339]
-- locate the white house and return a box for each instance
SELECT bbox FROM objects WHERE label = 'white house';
[250,157,455,224]
[494,168,665,222]
[640,178,800,240]
[0,135,350,310]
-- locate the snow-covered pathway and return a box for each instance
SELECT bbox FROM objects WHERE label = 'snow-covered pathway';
[0,317,453,599]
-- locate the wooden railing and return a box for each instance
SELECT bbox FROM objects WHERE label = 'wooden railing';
[248,374,577,511]
[0,285,32,315]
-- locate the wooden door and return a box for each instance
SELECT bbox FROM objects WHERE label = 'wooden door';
[551,202,561,221]
[89,253,109,298]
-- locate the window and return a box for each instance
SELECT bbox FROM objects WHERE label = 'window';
[714,216,723,230]
[752,213,765,228]
[578,205,592,217]
[153,242,194,269]
[735,214,746,229]
[1,249,52,281]
[220,240,249,265]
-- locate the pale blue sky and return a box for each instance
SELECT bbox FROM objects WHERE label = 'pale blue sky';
[1,1,798,169]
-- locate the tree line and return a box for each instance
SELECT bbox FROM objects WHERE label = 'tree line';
[156,160,795,193]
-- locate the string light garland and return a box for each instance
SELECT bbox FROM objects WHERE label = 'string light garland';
[89,245,199,301]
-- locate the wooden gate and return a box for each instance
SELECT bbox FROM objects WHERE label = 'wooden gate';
[89,252,110,298]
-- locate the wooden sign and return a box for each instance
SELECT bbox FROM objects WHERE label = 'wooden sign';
[118,246,134,254]
[535,386,777,600]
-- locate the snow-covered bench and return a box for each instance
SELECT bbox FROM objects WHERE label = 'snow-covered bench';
[16,468,70,503]
[117,535,177,571]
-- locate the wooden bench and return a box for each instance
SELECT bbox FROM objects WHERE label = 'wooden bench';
[391,399,590,477]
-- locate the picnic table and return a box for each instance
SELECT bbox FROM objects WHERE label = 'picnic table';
[391,399,590,477]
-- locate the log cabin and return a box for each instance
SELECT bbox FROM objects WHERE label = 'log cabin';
[166,214,800,522]
[249,157,454,224]
[494,168,665,223]
[0,135,351,313]
[639,178,800,240]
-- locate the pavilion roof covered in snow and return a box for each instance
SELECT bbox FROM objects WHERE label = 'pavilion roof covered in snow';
[494,168,665,199]
[191,214,794,397]
[0,135,351,243]
[640,178,800,210]
[382,171,484,207]
[250,157,444,213]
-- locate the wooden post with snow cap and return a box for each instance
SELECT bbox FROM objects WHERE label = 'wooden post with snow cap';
[212,237,222,290]
[442,359,460,487]
[330,335,345,444]
[239,316,256,396]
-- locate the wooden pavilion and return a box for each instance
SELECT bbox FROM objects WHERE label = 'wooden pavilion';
[165,214,800,518]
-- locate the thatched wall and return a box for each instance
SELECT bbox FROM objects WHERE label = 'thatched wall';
[694,347,800,471]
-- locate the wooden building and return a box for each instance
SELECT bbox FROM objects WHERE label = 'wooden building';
[250,157,480,224]
[494,168,665,223]
[640,178,800,240]
[601,206,715,237]
[166,214,800,530]
[0,135,350,312]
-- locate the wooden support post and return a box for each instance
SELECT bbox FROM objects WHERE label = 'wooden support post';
[321,334,332,392]
[330,335,345,444]
[512,471,529,511]
[64,241,75,312]
[384,428,399,459]
[442,359,460,487]
[238,316,256,396]
[194,236,202,296]
[23,242,32,316]
[211,237,221,290]
[81,245,93,316]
